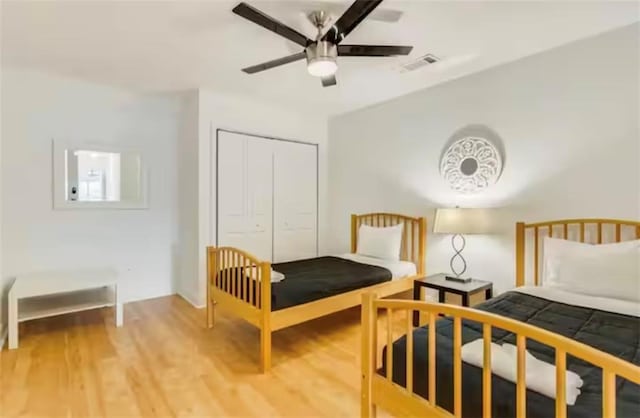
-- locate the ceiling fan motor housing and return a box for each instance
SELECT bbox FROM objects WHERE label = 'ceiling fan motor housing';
[306,41,338,77]
[306,41,337,62]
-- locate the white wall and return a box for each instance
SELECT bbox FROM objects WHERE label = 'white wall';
[1,69,183,305]
[328,24,640,294]
[0,5,4,343]
[177,89,329,307]
[0,71,329,313]
[174,90,200,307]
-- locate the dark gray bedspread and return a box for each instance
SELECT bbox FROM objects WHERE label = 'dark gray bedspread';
[382,291,640,418]
[271,256,392,310]
[218,256,392,311]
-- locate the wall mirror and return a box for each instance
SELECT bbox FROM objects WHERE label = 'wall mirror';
[53,140,148,209]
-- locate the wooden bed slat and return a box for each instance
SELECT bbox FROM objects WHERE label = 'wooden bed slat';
[249,258,254,307]
[232,251,237,297]
[597,223,603,244]
[534,227,539,286]
[386,308,393,382]
[453,317,462,418]
[406,311,413,393]
[240,254,246,302]
[218,249,223,290]
[213,252,218,288]
[482,324,492,418]
[516,335,526,418]
[219,251,223,289]
[555,349,567,418]
[351,214,358,253]
[228,250,232,296]
[252,264,262,308]
[245,258,250,304]
[428,312,436,404]
[223,249,228,292]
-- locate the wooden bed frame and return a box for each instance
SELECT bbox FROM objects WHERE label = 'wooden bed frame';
[207,213,426,372]
[362,219,640,418]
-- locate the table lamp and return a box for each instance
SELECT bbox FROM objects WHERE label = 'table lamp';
[433,208,492,283]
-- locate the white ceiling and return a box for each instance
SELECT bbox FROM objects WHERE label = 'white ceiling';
[2,1,639,115]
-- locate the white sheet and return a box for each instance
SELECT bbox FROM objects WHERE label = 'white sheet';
[515,286,640,318]
[336,253,417,280]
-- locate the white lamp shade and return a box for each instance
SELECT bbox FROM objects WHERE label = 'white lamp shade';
[433,208,493,235]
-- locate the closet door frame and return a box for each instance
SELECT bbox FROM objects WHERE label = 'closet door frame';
[215,128,319,260]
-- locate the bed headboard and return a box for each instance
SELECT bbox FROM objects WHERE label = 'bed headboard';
[515,218,640,287]
[351,213,426,275]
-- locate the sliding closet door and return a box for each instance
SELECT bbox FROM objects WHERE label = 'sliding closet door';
[246,136,273,260]
[217,132,273,261]
[273,141,318,262]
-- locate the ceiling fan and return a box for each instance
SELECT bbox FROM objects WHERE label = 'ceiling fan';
[232,0,413,87]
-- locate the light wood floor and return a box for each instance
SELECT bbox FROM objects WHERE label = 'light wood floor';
[1,295,404,418]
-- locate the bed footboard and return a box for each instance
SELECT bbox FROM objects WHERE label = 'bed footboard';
[361,293,640,418]
[206,246,272,372]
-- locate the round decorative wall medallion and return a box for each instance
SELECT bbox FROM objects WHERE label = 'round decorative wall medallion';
[440,137,503,193]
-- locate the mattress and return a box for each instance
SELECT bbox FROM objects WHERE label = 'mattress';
[270,256,394,310]
[218,255,404,311]
[382,289,640,418]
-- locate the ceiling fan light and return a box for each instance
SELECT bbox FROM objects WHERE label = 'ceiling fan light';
[307,58,337,77]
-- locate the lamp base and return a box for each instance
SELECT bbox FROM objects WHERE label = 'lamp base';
[445,275,472,284]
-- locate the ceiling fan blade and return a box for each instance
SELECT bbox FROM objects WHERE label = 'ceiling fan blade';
[338,44,413,57]
[368,8,403,23]
[321,74,337,87]
[232,2,311,47]
[322,0,385,44]
[297,2,403,23]
[242,52,306,74]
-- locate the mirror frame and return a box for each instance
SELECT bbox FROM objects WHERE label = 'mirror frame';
[52,139,149,210]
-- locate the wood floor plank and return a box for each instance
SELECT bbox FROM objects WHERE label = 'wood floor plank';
[1,295,406,417]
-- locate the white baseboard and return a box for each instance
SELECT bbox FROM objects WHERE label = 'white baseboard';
[0,324,7,350]
[178,291,205,309]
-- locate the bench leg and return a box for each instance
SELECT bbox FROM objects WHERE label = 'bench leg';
[115,303,123,327]
[115,284,123,327]
[8,294,18,349]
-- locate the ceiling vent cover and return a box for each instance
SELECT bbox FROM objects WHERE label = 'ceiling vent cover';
[400,54,440,72]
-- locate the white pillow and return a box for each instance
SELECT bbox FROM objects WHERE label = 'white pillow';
[357,223,403,261]
[542,237,640,301]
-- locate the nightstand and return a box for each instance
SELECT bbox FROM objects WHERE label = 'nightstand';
[412,273,493,326]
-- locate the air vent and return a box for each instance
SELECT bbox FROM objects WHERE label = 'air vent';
[400,54,440,72]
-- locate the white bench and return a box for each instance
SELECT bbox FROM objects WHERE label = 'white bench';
[7,269,122,349]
